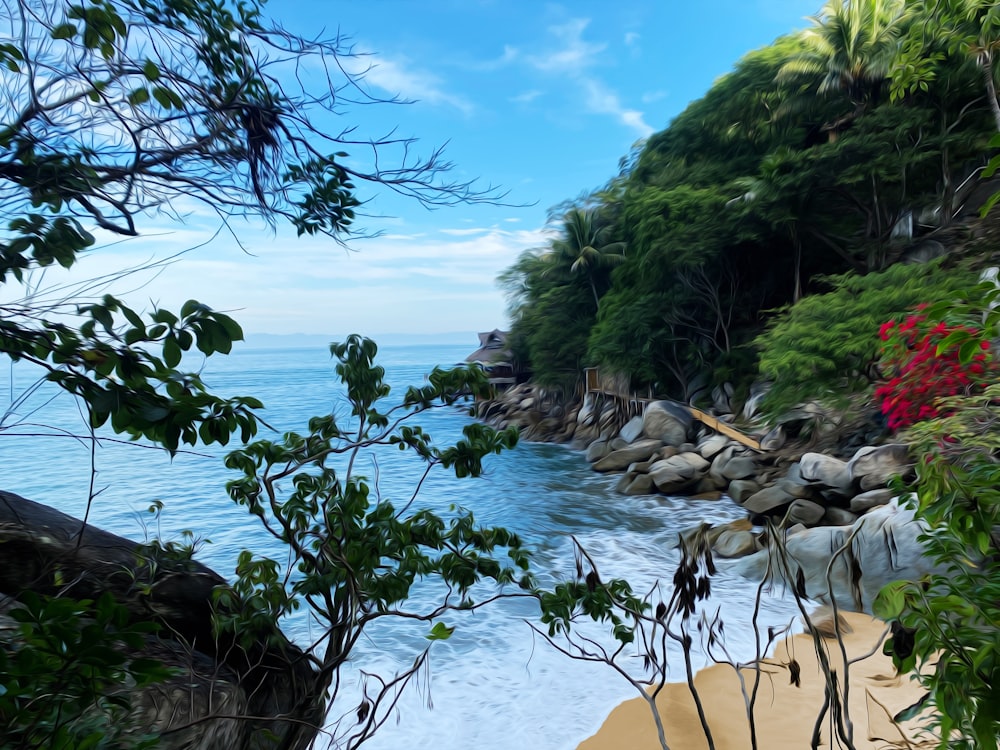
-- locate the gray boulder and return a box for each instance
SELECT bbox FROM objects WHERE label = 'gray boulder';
[722,455,758,481]
[850,488,897,514]
[798,453,853,494]
[592,439,664,472]
[823,507,859,526]
[730,500,944,612]
[727,479,761,504]
[849,444,913,490]
[743,485,796,514]
[585,438,610,463]
[618,415,645,444]
[622,473,655,496]
[787,498,826,526]
[714,529,757,558]
[759,424,787,452]
[642,401,692,447]
[697,434,731,460]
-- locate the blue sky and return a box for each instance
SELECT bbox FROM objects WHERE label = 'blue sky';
[37,0,821,343]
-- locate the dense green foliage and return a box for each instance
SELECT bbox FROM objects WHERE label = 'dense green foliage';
[754,260,977,414]
[875,282,1000,749]
[500,0,996,404]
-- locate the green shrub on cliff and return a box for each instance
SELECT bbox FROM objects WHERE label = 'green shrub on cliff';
[753,260,977,417]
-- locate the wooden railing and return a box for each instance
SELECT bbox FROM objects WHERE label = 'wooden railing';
[582,367,761,451]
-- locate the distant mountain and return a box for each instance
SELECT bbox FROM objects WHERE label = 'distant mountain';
[242,331,477,349]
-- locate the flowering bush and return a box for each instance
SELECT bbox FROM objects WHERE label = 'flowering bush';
[875,310,994,430]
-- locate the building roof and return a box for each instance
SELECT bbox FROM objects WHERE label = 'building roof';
[465,329,511,364]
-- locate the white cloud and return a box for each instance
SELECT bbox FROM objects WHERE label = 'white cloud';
[581,80,654,138]
[347,48,474,115]
[510,89,544,104]
[642,89,668,104]
[624,32,640,46]
[528,18,606,74]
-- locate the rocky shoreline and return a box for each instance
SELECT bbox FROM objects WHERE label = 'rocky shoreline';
[478,383,942,611]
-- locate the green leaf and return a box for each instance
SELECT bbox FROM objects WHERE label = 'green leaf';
[51,23,77,40]
[426,622,455,641]
[127,87,150,106]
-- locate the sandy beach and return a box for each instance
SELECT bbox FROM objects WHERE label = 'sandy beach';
[577,612,935,750]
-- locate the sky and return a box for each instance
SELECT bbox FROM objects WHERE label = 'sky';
[20,0,823,344]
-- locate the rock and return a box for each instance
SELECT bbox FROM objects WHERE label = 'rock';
[609,437,629,451]
[759,424,786,452]
[708,446,736,485]
[677,451,710,473]
[697,434,730,460]
[642,401,692,447]
[618,415,644,444]
[731,500,946,612]
[775,477,815,499]
[622,473,655,495]
[626,459,656,474]
[727,479,761,504]
[743,485,796,514]
[689,490,723,501]
[657,445,679,460]
[798,453,853,494]
[849,444,913,489]
[823,507,859,526]
[787,499,826,526]
[714,529,757,558]
[615,472,637,494]
[592,439,664,472]
[678,442,698,454]
[722,455,758,481]
[849,488,896,513]
[648,455,698,480]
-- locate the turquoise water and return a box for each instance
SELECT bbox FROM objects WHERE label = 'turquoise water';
[0,342,800,750]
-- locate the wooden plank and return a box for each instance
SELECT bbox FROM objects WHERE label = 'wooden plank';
[688,406,761,451]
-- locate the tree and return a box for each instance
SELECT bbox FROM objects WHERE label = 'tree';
[891,0,1000,132]
[0,0,502,452]
[778,0,910,113]
[0,1,521,746]
[543,207,626,309]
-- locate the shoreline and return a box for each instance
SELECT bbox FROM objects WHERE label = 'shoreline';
[576,611,933,750]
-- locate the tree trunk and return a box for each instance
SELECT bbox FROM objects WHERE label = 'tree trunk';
[0,490,323,750]
[983,55,1000,134]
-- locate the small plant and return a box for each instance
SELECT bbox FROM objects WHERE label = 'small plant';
[0,591,172,750]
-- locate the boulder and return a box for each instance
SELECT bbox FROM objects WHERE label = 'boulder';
[850,488,896,514]
[697,434,731,460]
[721,455,758,481]
[649,460,700,494]
[823,507,859,526]
[727,479,761,504]
[743,485,796,514]
[648,455,698,481]
[730,500,946,611]
[592,439,663,472]
[622,473,655,496]
[618,415,645,444]
[787,499,826,526]
[642,401,693,447]
[708,446,737,486]
[798,453,853,494]
[759,424,787,452]
[609,437,629,451]
[677,451,711,473]
[849,444,913,489]
[714,529,757,559]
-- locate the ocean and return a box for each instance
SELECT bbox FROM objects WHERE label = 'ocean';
[0,342,801,749]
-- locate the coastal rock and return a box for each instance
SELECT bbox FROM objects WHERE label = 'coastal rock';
[787,498,826,526]
[730,500,944,611]
[677,451,710,473]
[708,446,736,486]
[759,425,786,452]
[714,529,757,558]
[849,444,913,489]
[721,455,757,481]
[618,415,645,444]
[697,434,730,460]
[849,488,896,513]
[798,453,853,494]
[642,401,692,447]
[592,439,663,472]
[622,473,655,495]
[743,485,796,514]
[823,507,859,526]
[726,479,760,504]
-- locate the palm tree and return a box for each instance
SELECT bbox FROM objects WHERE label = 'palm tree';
[779,0,910,114]
[543,208,626,309]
